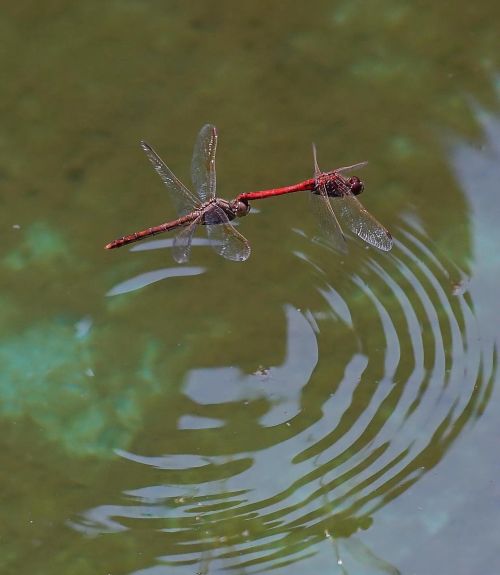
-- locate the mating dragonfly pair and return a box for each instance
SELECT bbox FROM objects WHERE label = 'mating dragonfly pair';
[105,124,393,262]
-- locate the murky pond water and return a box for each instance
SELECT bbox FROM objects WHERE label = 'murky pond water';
[1,1,499,574]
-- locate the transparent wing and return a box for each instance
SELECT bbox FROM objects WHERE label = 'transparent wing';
[205,205,251,262]
[336,161,368,174]
[140,140,200,217]
[172,216,201,263]
[334,185,393,252]
[191,123,217,203]
[310,144,347,253]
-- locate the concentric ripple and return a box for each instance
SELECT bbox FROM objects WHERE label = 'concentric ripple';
[73,224,495,574]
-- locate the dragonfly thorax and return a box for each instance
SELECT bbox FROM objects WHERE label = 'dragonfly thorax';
[314,172,343,197]
[315,172,364,197]
[200,198,249,225]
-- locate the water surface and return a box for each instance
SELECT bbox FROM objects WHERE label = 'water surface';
[1,1,499,574]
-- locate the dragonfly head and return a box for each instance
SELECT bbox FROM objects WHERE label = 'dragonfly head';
[231,199,251,217]
[348,176,364,195]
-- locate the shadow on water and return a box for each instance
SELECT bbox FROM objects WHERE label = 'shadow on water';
[70,206,495,573]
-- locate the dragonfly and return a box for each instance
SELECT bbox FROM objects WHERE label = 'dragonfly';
[105,124,251,263]
[236,144,393,252]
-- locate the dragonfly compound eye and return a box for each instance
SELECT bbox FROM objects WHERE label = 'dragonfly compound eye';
[235,200,250,217]
[349,177,364,195]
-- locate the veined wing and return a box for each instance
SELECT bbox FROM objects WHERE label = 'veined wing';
[310,143,347,253]
[205,205,250,262]
[191,123,217,203]
[336,161,368,174]
[172,215,202,263]
[140,140,200,217]
[333,178,393,252]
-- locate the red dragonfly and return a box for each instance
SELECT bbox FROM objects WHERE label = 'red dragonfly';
[236,145,393,252]
[105,124,251,263]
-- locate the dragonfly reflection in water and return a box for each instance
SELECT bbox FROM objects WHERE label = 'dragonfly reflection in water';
[105,124,251,263]
[237,144,393,252]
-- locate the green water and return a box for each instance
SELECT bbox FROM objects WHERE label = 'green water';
[1,1,499,574]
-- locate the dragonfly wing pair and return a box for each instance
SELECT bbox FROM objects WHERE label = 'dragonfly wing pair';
[173,206,250,264]
[335,192,393,252]
[140,141,197,218]
[310,144,347,252]
[204,208,251,262]
[193,125,250,262]
[310,144,393,253]
[141,124,250,263]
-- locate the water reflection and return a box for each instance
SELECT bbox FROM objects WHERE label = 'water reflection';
[447,97,500,347]
[71,218,493,573]
[183,305,317,427]
[107,266,206,296]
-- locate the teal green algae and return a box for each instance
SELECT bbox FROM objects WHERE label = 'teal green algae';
[3,222,70,271]
[0,320,163,458]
